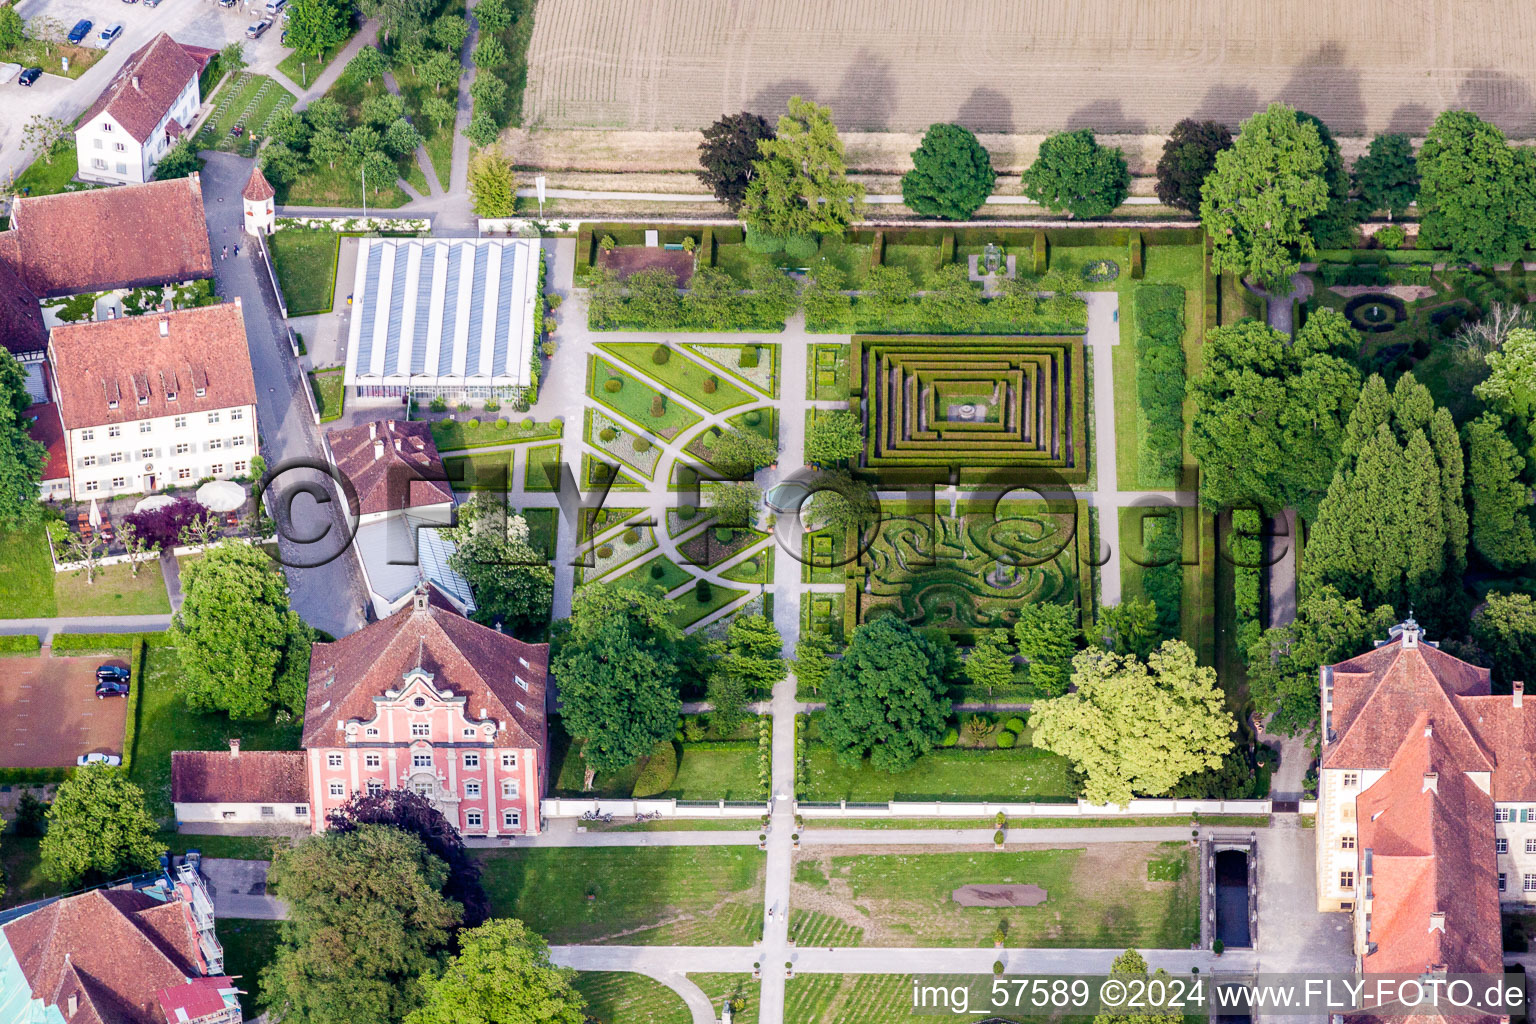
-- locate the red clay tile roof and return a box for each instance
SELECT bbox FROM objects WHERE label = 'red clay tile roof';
[325,419,453,516]
[1355,712,1502,976]
[242,166,275,202]
[1,888,202,1024]
[156,977,239,1022]
[79,33,205,144]
[48,302,257,430]
[171,748,309,803]
[27,402,68,482]
[1456,693,1536,800]
[1323,635,1493,773]
[0,250,46,356]
[302,585,548,750]
[6,177,214,298]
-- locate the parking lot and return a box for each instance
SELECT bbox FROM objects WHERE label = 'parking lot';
[0,654,128,766]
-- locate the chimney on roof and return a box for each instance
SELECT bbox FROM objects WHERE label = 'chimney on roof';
[394,439,402,452]
[1428,912,1446,933]
[369,422,377,440]
[229,738,241,759]
[1424,722,1433,738]
[373,439,384,461]
[1423,772,1438,794]
[131,74,140,90]
[159,318,169,337]
[1516,681,1525,709]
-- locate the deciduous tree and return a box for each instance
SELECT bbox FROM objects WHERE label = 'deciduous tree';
[346,44,387,84]
[549,584,685,776]
[1089,596,1159,660]
[1417,110,1536,265]
[1030,641,1234,806]
[1012,602,1080,697]
[1021,129,1129,218]
[1200,103,1330,291]
[1245,585,1397,735]
[262,826,461,1024]
[962,629,1015,696]
[0,6,25,49]
[742,96,863,237]
[1296,111,1358,250]
[902,122,995,220]
[1464,413,1536,570]
[420,49,462,94]
[430,15,468,51]
[473,0,511,33]
[697,112,775,210]
[285,0,352,58]
[704,480,761,528]
[1301,373,1467,631]
[793,630,838,697]
[708,427,778,476]
[802,470,877,535]
[447,496,552,634]
[1475,327,1536,439]
[21,115,70,164]
[471,35,505,68]
[0,352,44,530]
[1094,950,1182,1024]
[805,410,863,466]
[1352,133,1419,220]
[1471,592,1536,689]
[40,765,160,885]
[405,919,585,1024]
[1189,310,1363,519]
[1154,119,1231,212]
[170,542,312,719]
[466,148,516,217]
[707,614,784,732]
[820,618,950,773]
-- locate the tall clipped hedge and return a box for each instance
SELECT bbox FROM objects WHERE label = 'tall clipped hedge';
[587,266,796,333]
[632,739,679,797]
[1133,285,1186,487]
[1141,510,1183,641]
[1231,509,1264,656]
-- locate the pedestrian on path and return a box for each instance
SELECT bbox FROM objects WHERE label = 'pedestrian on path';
[234,245,241,257]
[221,246,228,260]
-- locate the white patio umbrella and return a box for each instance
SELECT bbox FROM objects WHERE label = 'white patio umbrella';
[133,495,176,514]
[88,497,101,528]
[195,480,246,513]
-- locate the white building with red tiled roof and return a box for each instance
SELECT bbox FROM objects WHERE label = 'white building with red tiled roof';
[47,302,258,500]
[75,33,215,185]
[1318,619,1533,981]
[173,584,549,838]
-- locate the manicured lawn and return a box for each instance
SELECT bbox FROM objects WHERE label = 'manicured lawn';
[54,560,170,616]
[572,972,690,1024]
[444,451,513,491]
[392,63,456,187]
[307,368,345,422]
[269,228,340,315]
[14,142,95,199]
[0,39,104,79]
[194,74,297,157]
[609,553,692,594]
[669,581,748,628]
[691,975,759,1024]
[476,846,766,946]
[806,814,1271,830]
[215,918,282,1017]
[720,547,772,584]
[590,819,761,833]
[784,974,1070,1024]
[806,343,851,401]
[524,444,562,491]
[283,158,410,209]
[597,343,756,413]
[668,746,764,801]
[797,842,1198,948]
[0,836,57,909]
[588,357,703,440]
[798,744,1076,803]
[0,524,59,618]
[518,507,558,559]
[127,640,303,822]
[430,417,562,450]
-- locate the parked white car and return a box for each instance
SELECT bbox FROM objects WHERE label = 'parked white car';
[76,752,122,767]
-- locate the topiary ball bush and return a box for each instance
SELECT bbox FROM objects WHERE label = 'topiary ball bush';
[738,560,758,576]
[715,527,736,543]
[700,431,717,448]
[784,233,819,261]
[995,731,1017,748]
[941,727,959,747]
[702,376,718,395]
[1004,716,1026,733]
[599,427,617,442]
[631,436,650,453]
[591,464,610,480]
[622,528,639,544]
[603,378,622,393]
[520,417,534,429]
[744,410,762,427]
[467,418,480,427]
[596,544,613,558]
[1412,339,1431,359]
[652,345,671,365]
[495,418,510,429]
[696,580,713,602]
[678,504,697,520]
[650,562,665,579]
[650,395,666,417]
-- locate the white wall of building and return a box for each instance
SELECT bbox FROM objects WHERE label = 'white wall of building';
[75,74,199,186]
[60,402,257,500]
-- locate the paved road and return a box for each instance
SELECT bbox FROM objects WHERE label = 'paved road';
[0,614,171,639]
[199,152,368,639]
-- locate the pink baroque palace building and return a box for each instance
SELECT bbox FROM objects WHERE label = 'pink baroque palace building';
[173,583,549,838]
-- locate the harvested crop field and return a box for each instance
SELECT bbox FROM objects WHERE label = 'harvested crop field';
[524,0,1536,137]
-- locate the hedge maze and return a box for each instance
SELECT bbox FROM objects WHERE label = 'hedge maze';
[849,335,1087,485]
[843,500,1090,641]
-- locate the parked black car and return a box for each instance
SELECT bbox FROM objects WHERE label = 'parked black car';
[95,680,129,699]
[17,67,41,86]
[96,664,130,683]
[66,19,92,42]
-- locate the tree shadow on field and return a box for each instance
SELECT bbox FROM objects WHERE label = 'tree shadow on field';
[1385,102,1435,135]
[832,49,896,131]
[1065,99,1145,135]
[747,78,818,119]
[1193,83,1260,129]
[956,87,1014,134]
[1455,70,1536,136]
[1275,43,1365,135]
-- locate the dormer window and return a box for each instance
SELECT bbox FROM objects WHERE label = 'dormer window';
[138,395,148,405]
[195,387,206,397]
[166,391,177,402]
[108,400,118,409]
